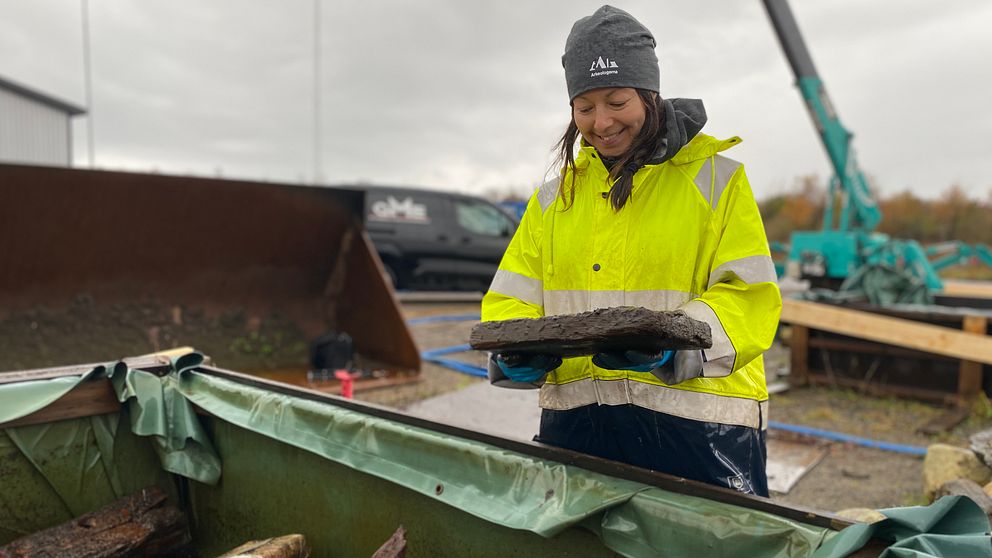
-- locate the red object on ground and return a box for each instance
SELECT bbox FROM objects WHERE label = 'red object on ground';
[334,369,356,398]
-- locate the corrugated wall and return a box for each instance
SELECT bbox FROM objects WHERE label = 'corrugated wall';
[0,87,71,166]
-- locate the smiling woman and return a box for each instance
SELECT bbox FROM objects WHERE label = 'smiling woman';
[571,88,646,158]
[481,5,782,497]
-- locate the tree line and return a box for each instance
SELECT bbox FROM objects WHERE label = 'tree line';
[759,175,992,246]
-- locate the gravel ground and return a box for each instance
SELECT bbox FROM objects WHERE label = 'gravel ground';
[356,299,992,515]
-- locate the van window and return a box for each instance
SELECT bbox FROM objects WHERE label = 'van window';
[454,200,514,236]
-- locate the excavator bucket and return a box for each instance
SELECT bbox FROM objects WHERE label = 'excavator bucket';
[0,163,419,379]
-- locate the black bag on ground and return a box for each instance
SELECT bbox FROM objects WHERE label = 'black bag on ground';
[310,331,354,371]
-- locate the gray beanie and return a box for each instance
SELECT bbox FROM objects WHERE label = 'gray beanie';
[562,5,660,101]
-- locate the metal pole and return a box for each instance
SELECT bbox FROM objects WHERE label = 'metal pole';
[313,0,322,184]
[81,0,95,167]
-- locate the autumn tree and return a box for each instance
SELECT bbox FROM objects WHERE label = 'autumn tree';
[932,184,992,244]
[761,179,992,245]
[759,175,825,242]
[877,190,938,243]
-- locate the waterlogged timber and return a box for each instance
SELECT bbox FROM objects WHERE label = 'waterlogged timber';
[0,487,191,557]
[470,307,712,357]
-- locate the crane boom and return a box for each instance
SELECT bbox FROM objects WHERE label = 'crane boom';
[762,0,880,233]
[760,0,947,296]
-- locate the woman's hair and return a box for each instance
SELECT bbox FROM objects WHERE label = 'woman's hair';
[552,90,664,211]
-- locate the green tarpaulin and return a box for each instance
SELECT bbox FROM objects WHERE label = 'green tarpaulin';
[2,355,989,557]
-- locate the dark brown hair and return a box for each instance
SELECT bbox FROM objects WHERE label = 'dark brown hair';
[552,90,665,211]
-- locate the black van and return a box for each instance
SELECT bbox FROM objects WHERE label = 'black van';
[354,186,520,291]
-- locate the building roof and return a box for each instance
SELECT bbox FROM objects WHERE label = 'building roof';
[0,74,86,116]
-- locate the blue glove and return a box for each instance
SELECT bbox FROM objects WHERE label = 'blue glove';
[494,352,562,383]
[592,349,674,372]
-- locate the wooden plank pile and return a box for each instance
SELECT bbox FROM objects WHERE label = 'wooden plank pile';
[780,299,991,408]
[0,487,191,558]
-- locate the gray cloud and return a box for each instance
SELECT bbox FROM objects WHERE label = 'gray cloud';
[1,0,989,200]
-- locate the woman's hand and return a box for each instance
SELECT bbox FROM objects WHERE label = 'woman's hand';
[593,349,705,385]
[592,349,674,372]
[493,353,563,383]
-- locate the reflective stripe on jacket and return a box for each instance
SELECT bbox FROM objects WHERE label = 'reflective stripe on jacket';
[481,133,781,430]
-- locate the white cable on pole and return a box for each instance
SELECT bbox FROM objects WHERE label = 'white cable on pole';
[81,0,95,168]
[313,0,322,184]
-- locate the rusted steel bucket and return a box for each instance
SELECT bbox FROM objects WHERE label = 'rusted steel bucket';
[0,163,419,376]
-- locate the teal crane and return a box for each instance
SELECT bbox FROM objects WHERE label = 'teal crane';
[762,0,944,293]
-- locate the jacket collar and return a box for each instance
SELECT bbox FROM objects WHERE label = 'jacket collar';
[574,132,743,174]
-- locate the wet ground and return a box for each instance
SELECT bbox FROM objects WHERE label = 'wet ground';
[356,298,992,515]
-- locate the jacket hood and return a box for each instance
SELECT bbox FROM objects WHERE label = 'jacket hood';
[648,97,707,165]
[669,131,744,165]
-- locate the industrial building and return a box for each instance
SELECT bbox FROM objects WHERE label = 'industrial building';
[0,75,85,167]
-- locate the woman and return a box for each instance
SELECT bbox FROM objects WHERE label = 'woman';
[481,5,781,496]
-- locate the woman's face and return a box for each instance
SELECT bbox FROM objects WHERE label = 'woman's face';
[572,87,645,158]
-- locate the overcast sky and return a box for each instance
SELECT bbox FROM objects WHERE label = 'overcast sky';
[1,1,990,201]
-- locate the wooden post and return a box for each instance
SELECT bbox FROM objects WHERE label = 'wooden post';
[958,315,988,407]
[790,325,810,387]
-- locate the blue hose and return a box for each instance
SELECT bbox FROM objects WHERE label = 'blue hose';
[421,344,473,358]
[408,315,487,377]
[768,421,927,456]
[423,356,487,378]
[420,343,488,378]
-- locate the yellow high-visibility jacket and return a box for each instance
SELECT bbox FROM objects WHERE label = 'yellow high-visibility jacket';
[481,133,781,430]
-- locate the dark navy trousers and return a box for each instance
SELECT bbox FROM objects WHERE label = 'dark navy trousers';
[535,404,769,496]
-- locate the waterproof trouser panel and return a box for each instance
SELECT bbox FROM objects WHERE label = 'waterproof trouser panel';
[536,403,768,496]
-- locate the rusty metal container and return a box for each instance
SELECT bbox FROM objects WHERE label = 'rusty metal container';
[0,163,419,379]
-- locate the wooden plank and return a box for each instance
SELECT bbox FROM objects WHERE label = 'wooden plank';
[371,526,406,558]
[808,336,956,361]
[958,315,988,405]
[935,295,992,311]
[847,301,988,324]
[0,487,190,557]
[0,378,120,428]
[781,299,992,366]
[805,373,960,406]
[0,354,172,384]
[766,437,828,494]
[790,325,809,387]
[219,534,310,557]
[1,372,419,430]
[943,279,992,299]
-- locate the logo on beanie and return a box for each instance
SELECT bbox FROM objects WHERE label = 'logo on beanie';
[589,56,619,77]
